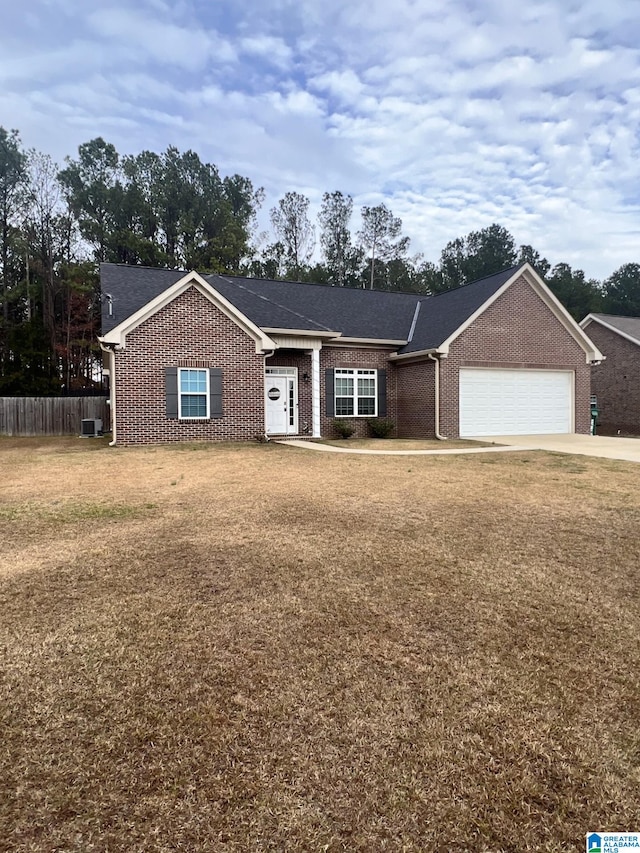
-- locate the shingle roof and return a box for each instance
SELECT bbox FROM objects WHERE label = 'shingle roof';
[100,264,422,340]
[206,275,333,333]
[399,266,521,353]
[212,274,420,339]
[101,265,186,333]
[100,263,527,348]
[587,313,640,346]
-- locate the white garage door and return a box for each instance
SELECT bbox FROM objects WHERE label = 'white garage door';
[459,368,573,437]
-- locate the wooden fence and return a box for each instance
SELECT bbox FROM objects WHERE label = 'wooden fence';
[0,397,110,436]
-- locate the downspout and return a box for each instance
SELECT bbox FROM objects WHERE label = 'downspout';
[99,342,117,447]
[426,352,447,440]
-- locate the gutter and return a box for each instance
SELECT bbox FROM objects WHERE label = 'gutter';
[426,353,447,440]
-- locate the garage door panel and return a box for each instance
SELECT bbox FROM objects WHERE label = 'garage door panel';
[459,369,573,436]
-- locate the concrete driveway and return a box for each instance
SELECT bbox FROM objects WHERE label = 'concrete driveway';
[476,433,640,463]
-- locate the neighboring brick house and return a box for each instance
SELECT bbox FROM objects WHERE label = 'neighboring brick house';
[99,262,603,446]
[580,313,640,435]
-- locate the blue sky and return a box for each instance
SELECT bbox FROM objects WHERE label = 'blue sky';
[2,0,639,279]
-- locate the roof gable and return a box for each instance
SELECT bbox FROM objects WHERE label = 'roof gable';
[581,313,640,348]
[395,264,605,364]
[399,266,518,354]
[99,270,276,353]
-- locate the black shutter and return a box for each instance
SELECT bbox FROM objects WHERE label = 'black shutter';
[377,369,387,417]
[209,368,223,418]
[165,367,178,418]
[325,368,335,417]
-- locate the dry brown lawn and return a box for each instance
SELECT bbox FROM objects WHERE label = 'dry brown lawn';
[1,436,639,852]
[317,438,493,450]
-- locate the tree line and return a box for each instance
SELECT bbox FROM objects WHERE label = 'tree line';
[1,126,639,395]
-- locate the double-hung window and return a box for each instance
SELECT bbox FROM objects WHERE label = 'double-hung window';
[335,368,377,416]
[179,368,209,419]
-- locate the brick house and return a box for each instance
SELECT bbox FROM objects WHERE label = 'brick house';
[580,313,640,435]
[99,262,603,445]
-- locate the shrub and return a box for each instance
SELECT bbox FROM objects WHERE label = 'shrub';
[367,418,395,438]
[333,419,355,439]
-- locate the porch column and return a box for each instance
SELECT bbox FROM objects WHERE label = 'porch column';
[311,347,321,438]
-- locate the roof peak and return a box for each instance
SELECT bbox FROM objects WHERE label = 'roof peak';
[218,272,426,298]
[430,264,524,299]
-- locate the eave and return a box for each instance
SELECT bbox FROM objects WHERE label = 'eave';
[580,314,640,349]
[262,327,340,339]
[389,347,443,363]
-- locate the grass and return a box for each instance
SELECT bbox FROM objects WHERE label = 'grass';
[1,437,640,852]
[317,437,494,450]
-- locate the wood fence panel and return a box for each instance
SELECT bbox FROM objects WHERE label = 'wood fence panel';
[0,397,109,436]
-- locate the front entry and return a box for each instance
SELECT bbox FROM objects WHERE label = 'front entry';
[265,367,298,435]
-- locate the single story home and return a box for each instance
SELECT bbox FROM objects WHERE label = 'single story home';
[580,313,640,435]
[99,262,603,445]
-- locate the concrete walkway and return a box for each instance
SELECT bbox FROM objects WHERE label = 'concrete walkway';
[278,434,640,462]
[277,440,530,456]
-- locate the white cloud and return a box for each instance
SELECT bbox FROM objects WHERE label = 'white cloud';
[0,0,638,278]
[86,8,236,70]
[240,35,293,68]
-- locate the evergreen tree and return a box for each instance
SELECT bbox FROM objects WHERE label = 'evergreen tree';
[358,203,409,289]
[546,263,603,321]
[602,263,640,317]
[0,128,28,383]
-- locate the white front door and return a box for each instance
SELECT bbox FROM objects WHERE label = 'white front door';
[265,369,298,435]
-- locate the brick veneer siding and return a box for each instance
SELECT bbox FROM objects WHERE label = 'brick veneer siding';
[114,287,266,445]
[584,322,640,434]
[396,360,436,438]
[438,275,592,438]
[320,347,397,438]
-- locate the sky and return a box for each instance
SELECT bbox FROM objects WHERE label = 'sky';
[1,0,639,280]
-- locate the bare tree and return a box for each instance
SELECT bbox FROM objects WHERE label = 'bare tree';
[270,192,315,279]
[318,191,354,287]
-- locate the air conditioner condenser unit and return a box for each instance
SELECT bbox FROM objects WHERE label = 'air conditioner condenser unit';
[80,418,103,437]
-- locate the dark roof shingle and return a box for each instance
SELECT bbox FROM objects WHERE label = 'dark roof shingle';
[100,262,527,347]
[399,266,521,353]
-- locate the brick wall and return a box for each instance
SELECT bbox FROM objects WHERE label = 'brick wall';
[320,347,397,438]
[584,322,640,434]
[396,360,436,438]
[114,287,266,444]
[439,275,592,437]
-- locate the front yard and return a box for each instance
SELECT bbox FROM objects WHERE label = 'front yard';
[1,438,639,851]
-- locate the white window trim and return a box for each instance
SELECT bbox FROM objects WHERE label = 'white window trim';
[178,367,210,420]
[335,368,378,418]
